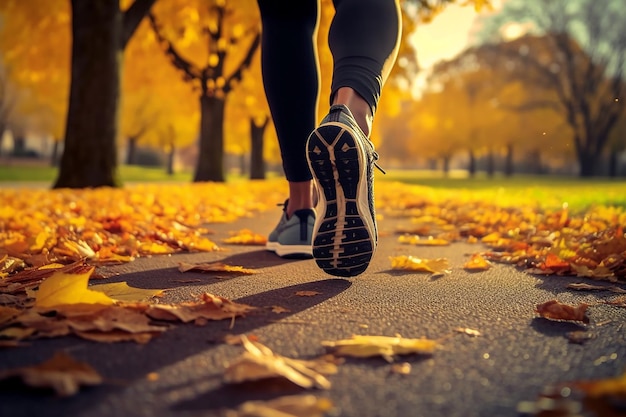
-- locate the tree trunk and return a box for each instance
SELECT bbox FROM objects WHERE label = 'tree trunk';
[166,143,175,176]
[0,123,5,157]
[578,152,598,177]
[50,140,60,166]
[468,149,476,178]
[504,144,514,177]
[54,0,121,188]
[608,150,619,178]
[250,116,268,180]
[126,136,138,165]
[442,155,450,177]
[486,149,495,178]
[53,0,156,189]
[12,135,26,155]
[194,94,225,182]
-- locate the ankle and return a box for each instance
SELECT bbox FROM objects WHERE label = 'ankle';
[287,181,314,217]
[332,87,373,137]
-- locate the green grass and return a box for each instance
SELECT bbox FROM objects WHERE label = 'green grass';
[0,163,193,183]
[378,169,626,211]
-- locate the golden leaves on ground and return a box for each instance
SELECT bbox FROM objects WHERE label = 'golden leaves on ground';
[0,182,284,274]
[0,351,103,397]
[178,261,256,275]
[321,335,438,362]
[535,300,590,323]
[377,183,626,282]
[224,336,337,389]
[389,255,451,276]
[225,394,334,417]
[223,229,267,245]
[0,264,254,344]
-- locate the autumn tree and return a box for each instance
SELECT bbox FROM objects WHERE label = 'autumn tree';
[50,0,158,188]
[148,0,260,182]
[477,0,626,177]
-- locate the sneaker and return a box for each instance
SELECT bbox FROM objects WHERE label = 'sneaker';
[306,104,381,277]
[266,200,315,258]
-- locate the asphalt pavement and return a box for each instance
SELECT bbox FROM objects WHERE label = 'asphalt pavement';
[1,207,625,417]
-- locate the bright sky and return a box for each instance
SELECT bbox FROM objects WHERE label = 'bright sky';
[410,1,505,95]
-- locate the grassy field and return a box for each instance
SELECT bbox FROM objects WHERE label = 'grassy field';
[1,163,625,211]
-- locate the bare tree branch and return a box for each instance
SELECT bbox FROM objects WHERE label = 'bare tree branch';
[121,0,158,49]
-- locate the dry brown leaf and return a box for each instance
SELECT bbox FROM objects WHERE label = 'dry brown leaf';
[146,293,255,323]
[567,282,611,291]
[463,254,492,271]
[389,255,451,275]
[178,261,256,275]
[74,330,156,344]
[294,291,321,297]
[225,394,334,417]
[224,336,337,389]
[0,351,102,396]
[223,229,267,245]
[535,300,590,323]
[321,335,438,362]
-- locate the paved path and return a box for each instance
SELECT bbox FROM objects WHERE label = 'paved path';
[2,208,625,417]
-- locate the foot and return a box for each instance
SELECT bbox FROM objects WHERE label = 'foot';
[266,200,315,258]
[306,105,379,277]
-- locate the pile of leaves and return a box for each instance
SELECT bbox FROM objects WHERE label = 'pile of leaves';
[378,182,626,282]
[0,182,285,273]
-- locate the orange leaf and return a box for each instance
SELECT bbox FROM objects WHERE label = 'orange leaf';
[535,300,589,323]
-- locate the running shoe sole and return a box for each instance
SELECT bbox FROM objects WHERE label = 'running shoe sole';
[266,241,313,258]
[306,122,376,277]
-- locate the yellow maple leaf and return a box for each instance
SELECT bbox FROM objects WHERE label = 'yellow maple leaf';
[321,335,438,362]
[35,266,114,308]
[389,255,450,275]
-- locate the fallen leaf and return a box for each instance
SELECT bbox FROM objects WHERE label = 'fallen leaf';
[295,291,321,297]
[454,327,481,337]
[389,256,451,275]
[321,335,438,362]
[146,293,255,323]
[535,300,590,323]
[271,306,291,314]
[225,394,334,417]
[463,254,492,271]
[0,351,102,396]
[223,229,267,245]
[90,282,164,302]
[224,336,336,389]
[567,283,610,291]
[397,235,450,246]
[34,265,114,308]
[178,261,256,275]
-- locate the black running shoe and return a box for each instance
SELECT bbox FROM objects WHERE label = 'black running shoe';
[306,104,380,277]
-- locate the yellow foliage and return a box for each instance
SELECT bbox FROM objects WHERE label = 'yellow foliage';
[35,267,115,308]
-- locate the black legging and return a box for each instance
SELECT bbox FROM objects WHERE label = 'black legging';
[257,0,401,182]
